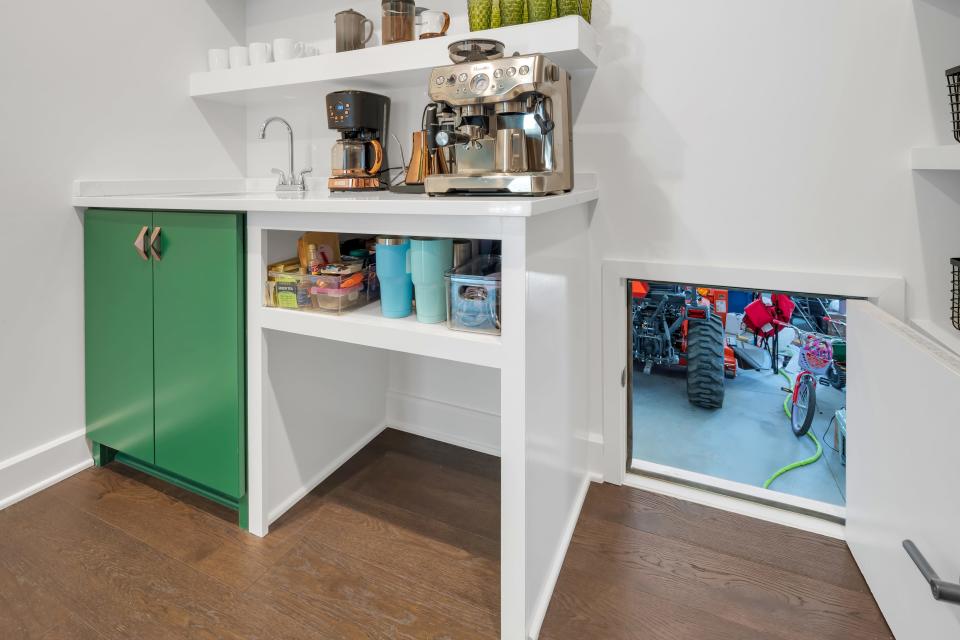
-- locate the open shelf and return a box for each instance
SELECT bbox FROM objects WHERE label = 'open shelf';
[911,145,960,170]
[258,304,502,369]
[189,16,599,104]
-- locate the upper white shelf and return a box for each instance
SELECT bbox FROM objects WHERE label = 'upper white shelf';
[189,16,599,104]
[259,304,502,369]
[911,145,960,170]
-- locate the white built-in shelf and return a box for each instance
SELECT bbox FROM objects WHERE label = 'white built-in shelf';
[71,176,599,217]
[258,304,502,369]
[911,145,960,170]
[189,16,599,104]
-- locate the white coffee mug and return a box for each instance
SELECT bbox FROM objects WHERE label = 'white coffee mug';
[208,48,229,71]
[228,46,249,68]
[273,38,305,61]
[419,10,450,38]
[249,42,273,65]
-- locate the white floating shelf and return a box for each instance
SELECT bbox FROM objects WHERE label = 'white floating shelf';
[190,16,599,104]
[258,305,502,369]
[911,145,960,170]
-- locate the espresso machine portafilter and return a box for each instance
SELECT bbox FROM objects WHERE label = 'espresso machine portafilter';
[425,39,574,196]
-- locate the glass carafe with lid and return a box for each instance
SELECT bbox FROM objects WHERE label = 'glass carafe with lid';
[331,138,384,177]
[382,0,415,45]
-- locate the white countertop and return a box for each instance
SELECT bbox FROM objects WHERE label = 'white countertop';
[72,176,598,218]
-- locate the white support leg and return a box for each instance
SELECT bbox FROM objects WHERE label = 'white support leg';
[245,224,269,537]
[500,217,527,640]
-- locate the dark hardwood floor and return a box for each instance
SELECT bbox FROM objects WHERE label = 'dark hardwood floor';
[541,483,892,640]
[0,429,890,640]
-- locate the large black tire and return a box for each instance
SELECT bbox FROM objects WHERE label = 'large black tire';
[686,315,725,409]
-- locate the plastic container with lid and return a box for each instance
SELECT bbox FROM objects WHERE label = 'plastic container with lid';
[445,255,501,335]
[265,257,376,315]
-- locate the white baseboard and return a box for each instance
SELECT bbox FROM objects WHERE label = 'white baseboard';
[386,390,501,457]
[0,429,93,511]
[623,471,845,540]
[267,422,387,525]
[588,432,604,482]
[527,472,591,640]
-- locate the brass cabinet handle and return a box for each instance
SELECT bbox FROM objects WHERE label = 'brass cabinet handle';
[150,226,162,261]
[133,226,149,261]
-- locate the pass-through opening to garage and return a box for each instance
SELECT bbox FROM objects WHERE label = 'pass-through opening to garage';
[628,280,848,513]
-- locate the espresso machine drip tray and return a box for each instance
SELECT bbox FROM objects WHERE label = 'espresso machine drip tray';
[447,39,505,63]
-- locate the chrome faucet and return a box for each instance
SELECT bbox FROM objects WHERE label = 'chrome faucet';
[257,116,312,192]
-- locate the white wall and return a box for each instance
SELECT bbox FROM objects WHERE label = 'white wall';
[0,1,246,498]
[577,0,957,314]
[577,0,960,293]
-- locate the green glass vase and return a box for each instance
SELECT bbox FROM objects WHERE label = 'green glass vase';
[528,0,552,22]
[499,0,524,26]
[467,0,493,31]
[557,0,590,22]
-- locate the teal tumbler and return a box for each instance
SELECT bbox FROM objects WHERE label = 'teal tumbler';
[410,237,454,324]
[375,236,413,318]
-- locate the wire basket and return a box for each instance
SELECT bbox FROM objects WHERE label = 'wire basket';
[949,66,960,143]
[952,258,960,331]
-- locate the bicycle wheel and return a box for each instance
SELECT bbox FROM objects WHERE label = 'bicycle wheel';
[791,373,817,437]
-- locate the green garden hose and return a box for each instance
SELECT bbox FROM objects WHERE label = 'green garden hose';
[763,369,823,489]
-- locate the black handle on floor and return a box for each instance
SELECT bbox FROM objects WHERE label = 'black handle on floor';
[903,540,960,604]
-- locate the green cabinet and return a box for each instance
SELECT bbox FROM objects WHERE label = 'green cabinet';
[84,211,156,463]
[84,209,246,518]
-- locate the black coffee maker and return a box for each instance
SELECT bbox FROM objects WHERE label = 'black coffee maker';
[326,90,391,191]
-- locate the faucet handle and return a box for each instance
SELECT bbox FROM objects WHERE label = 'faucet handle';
[296,168,313,187]
[270,168,289,186]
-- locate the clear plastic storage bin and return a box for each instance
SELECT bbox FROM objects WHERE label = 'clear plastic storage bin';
[265,258,377,315]
[446,255,501,335]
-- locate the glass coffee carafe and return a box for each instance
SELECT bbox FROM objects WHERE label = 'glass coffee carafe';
[382,0,416,44]
[331,138,384,178]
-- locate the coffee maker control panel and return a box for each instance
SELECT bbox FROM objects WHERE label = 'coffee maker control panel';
[327,100,353,124]
[428,54,557,105]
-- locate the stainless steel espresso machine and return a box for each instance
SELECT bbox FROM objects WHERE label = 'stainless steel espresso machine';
[424,39,574,196]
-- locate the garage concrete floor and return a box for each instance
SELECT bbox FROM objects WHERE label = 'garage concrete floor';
[631,362,846,506]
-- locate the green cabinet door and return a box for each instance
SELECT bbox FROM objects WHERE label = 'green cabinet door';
[84,210,156,463]
[152,211,244,499]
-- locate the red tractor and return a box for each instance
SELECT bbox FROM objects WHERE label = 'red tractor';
[632,282,737,409]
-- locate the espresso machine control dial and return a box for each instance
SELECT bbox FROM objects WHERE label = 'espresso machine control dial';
[470,73,490,94]
[429,54,548,105]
